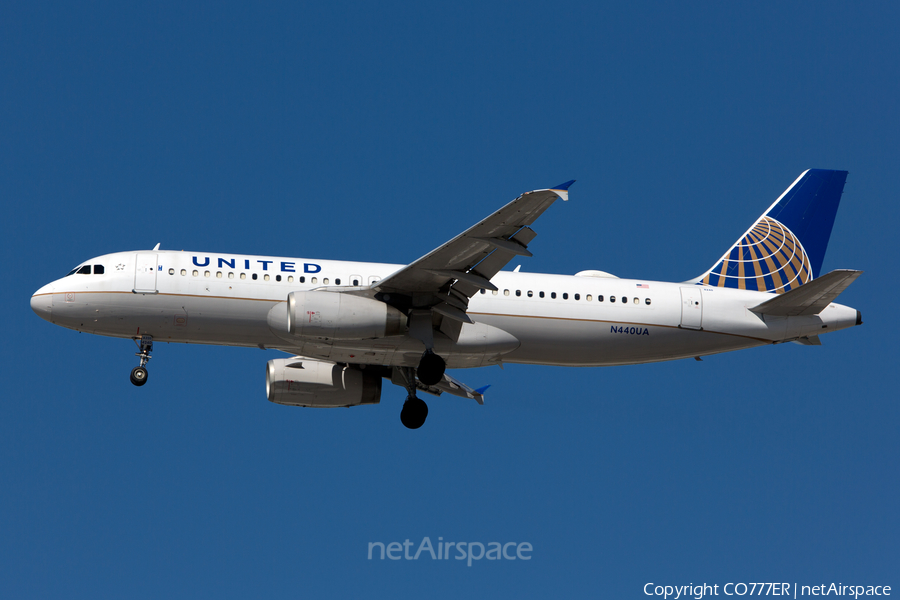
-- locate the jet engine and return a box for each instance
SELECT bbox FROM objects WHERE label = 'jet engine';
[266,358,382,407]
[267,291,405,340]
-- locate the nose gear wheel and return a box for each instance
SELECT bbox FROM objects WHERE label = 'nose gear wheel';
[130,366,148,386]
[130,335,154,386]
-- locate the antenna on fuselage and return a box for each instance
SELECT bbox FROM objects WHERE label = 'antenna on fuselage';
[152,243,161,251]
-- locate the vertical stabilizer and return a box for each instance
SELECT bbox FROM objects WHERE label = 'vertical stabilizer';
[694,169,848,294]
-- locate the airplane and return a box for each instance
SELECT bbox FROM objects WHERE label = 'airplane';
[31,169,862,429]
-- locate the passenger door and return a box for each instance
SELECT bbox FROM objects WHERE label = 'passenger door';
[133,253,158,293]
[679,287,703,330]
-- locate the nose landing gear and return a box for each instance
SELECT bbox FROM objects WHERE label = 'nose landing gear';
[130,335,153,386]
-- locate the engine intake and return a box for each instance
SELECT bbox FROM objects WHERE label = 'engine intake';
[267,291,405,340]
[266,358,382,407]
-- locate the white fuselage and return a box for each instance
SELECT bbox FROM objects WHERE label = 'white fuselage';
[31,250,860,369]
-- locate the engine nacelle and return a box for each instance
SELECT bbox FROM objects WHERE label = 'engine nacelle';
[266,358,382,407]
[267,291,405,340]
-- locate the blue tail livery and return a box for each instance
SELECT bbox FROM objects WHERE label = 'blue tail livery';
[694,169,848,294]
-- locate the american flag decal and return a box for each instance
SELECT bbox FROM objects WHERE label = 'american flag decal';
[636,283,649,289]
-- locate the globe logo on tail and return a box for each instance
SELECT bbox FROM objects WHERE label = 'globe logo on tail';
[701,216,812,294]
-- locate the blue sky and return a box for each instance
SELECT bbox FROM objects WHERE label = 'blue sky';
[2,2,897,597]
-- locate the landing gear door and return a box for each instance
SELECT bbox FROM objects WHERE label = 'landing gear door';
[134,253,159,294]
[679,286,703,330]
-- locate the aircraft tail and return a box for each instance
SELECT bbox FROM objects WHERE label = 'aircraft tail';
[693,169,848,294]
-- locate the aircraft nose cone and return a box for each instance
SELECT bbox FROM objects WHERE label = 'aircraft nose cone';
[31,286,53,321]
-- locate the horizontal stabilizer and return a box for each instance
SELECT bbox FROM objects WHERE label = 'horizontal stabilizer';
[750,269,862,317]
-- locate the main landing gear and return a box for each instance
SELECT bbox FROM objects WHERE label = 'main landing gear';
[130,335,153,386]
[398,352,447,429]
[416,350,445,386]
[399,366,429,429]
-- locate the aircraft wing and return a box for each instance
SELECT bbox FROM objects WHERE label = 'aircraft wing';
[373,181,575,303]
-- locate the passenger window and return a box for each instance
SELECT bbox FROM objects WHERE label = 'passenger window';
[252,273,258,280]
[527,290,533,297]
[323,278,329,285]
[228,272,234,279]
[353,279,360,286]
[300,276,306,283]
[180,269,186,276]
[94,265,105,274]
[204,271,210,278]
[563,293,568,300]
[551,292,557,299]
[240,273,246,280]
[311,277,317,284]
[275,275,281,282]
[610,296,616,303]
[515,290,521,297]
[288,276,293,282]
[586,294,592,301]
[77,265,91,275]
[264,274,270,281]
[539,291,545,298]
[622,296,628,304]
[634,297,639,305]
[492,290,498,295]
[335,278,341,285]
[598,295,604,302]
[168,268,175,275]
[216,271,222,278]
[192,270,199,277]
[504,290,510,296]
[645,298,651,305]
[480,289,485,294]
[574,294,580,301]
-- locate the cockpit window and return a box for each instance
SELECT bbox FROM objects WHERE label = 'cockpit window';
[65,264,106,276]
